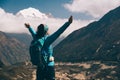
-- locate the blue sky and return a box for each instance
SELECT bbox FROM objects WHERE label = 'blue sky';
[0,0,94,20]
[0,0,120,20]
[0,0,68,14]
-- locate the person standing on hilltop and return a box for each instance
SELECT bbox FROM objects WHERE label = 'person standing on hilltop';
[25,16,73,80]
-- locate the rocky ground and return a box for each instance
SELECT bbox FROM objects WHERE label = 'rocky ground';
[55,62,120,80]
[0,61,119,80]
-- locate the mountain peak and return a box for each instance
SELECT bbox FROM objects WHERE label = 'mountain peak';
[0,8,5,15]
[16,7,48,19]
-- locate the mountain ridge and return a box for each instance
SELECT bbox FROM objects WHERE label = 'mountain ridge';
[54,6,120,62]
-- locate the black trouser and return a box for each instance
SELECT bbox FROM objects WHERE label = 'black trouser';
[36,66,55,80]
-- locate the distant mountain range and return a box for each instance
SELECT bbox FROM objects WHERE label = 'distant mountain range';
[6,33,32,47]
[0,31,29,66]
[6,33,64,47]
[54,6,120,62]
[0,31,64,67]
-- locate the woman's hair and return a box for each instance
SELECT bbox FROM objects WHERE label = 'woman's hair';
[36,24,48,39]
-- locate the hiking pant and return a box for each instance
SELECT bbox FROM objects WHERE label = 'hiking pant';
[36,66,55,80]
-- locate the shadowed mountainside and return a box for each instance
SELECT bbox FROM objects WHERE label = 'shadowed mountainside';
[54,6,120,62]
[6,33,32,47]
[0,31,29,66]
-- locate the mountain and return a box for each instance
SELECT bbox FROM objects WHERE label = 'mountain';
[6,33,32,47]
[0,31,29,66]
[16,7,48,18]
[0,8,5,15]
[54,6,120,62]
[6,33,65,47]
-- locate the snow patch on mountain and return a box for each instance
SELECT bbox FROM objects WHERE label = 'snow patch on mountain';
[0,8,5,15]
[16,7,48,19]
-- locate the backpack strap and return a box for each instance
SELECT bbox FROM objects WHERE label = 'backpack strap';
[37,36,49,65]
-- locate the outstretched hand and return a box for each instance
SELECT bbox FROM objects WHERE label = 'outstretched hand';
[68,16,73,23]
[24,23,30,28]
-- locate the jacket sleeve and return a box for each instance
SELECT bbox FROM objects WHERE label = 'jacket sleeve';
[28,27,36,39]
[44,21,71,47]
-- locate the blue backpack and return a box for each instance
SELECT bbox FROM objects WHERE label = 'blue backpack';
[29,39,48,66]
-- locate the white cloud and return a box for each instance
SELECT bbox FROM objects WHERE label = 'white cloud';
[0,8,92,37]
[64,0,120,18]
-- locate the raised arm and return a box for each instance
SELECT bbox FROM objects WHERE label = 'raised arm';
[44,16,73,47]
[24,23,36,39]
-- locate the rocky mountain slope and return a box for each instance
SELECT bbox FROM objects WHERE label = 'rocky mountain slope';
[6,33,32,47]
[0,31,29,66]
[54,6,120,62]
